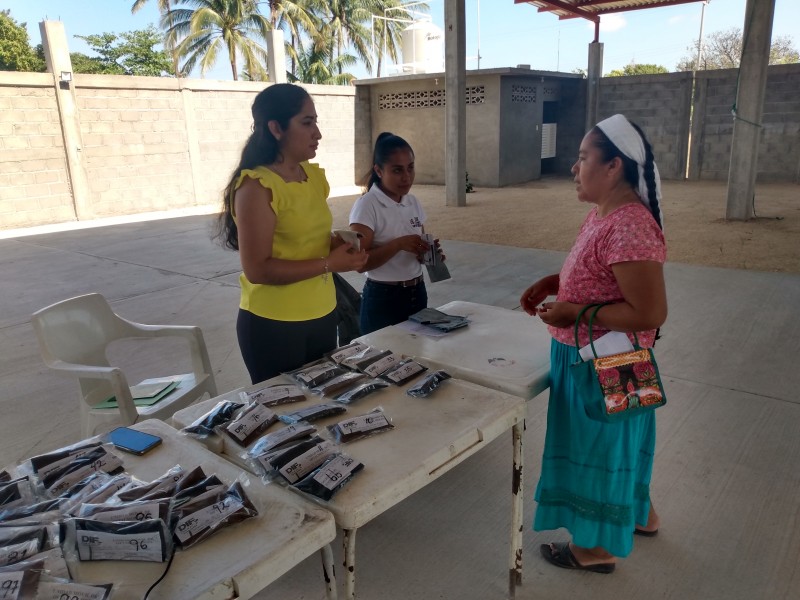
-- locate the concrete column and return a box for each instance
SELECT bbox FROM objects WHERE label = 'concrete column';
[40,21,92,220]
[181,87,205,204]
[444,0,466,207]
[266,29,287,83]
[585,42,603,132]
[726,0,776,220]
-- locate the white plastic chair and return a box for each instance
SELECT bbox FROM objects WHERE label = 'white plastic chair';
[31,293,218,437]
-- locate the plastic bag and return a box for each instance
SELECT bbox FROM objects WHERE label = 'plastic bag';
[379,359,428,386]
[328,342,370,364]
[27,442,103,479]
[114,465,186,503]
[247,424,317,458]
[278,403,346,425]
[0,477,35,513]
[41,447,124,498]
[220,403,278,447]
[35,577,113,600]
[248,436,323,481]
[172,481,257,550]
[334,380,389,405]
[0,557,43,600]
[359,351,403,378]
[61,517,172,562]
[285,360,348,388]
[293,454,364,501]
[77,498,171,524]
[340,347,391,373]
[309,372,365,397]
[406,370,452,398]
[182,400,243,438]
[268,440,337,485]
[244,384,305,407]
[0,525,45,567]
[327,408,394,444]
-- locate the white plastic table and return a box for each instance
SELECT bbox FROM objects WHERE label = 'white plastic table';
[172,376,527,599]
[356,301,552,400]
[68,419,338,600]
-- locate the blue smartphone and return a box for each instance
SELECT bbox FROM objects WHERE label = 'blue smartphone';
[108,427,162,455]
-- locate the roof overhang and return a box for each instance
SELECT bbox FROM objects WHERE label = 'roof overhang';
[515,1,708,23]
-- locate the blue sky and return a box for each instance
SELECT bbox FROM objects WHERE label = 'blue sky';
[5,1,799,79]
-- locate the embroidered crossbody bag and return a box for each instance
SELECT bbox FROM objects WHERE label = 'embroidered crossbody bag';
[570,303,667,423]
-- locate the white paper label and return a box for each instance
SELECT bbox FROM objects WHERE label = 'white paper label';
[363,353,400,377]
[47,452,124,496]
[279,442,335,484]
[89,501,162,523]
[36,581,109,600]
[249,385,303,404]
[331,343,368,363]
[0,538,40,567]
[0,571,23,600]
[313,455,362,491]
[337,412,390,435]
[385,361,425,383]
[226,404,275,442]
[174,497,244,543]
[76,529,164,561]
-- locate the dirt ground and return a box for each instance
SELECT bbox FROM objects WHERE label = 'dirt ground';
[329,178,800,274]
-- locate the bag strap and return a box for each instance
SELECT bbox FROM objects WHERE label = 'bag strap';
[574,302,641,361]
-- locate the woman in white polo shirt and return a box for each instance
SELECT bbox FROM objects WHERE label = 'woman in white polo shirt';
[349,132,431,335]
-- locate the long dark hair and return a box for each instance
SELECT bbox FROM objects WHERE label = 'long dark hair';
[214,83,312,251]
[590,122,663,230]
[359,132,414,193]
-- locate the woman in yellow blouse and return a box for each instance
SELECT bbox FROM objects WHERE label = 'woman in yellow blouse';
[216,84,367,383]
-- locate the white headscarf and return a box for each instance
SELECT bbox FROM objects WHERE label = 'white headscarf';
[596,114,664,228]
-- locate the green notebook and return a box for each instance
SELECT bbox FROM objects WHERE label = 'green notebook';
[94,378,179,409]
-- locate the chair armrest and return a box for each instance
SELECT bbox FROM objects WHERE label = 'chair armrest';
[119,321,213,381]
[47,360,138,424]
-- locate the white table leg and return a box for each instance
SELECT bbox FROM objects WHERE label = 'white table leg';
[343,527,357,600]
[509,420,524,598]
[321,543,338,600]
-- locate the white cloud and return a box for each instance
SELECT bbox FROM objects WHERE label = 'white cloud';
[587,13,627,33]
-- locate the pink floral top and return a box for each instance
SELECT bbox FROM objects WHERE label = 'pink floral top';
[548,202,666,348]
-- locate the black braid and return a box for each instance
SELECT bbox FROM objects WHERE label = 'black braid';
[629,122,662,230]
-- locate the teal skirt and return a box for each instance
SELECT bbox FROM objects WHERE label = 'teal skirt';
[533,339,656,557]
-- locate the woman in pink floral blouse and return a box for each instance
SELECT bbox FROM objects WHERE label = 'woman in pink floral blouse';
[520,114,667,574]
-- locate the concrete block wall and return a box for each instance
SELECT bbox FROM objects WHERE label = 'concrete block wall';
[75,76,196,217]
[598,71,693,179]
[0,73,74,229]
[553,77,587,175]
[0,71,357,230]
[690,63,800,182]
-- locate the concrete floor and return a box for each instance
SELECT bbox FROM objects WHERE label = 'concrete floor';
[1,212,798,599]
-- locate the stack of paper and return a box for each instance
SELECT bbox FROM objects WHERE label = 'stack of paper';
[94,377,179,409]
[409,308,469,333]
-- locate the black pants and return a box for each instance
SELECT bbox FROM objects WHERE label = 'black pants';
[237,308,337,384]
[359,279,427,335]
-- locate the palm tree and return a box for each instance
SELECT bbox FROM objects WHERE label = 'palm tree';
[371,0,411,77]
[131,0,181,76]
[320,0,373,73]
[291,35,356,84]
[165,0,271,80]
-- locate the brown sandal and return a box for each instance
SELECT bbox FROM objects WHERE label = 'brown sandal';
[540,542,616,574]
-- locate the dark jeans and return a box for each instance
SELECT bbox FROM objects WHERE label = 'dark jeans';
[237,308,337,384]
[359,279,427,335]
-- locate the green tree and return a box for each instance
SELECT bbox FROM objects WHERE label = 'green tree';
[131,0,182,76]
[75,26,174,76]
[166,0,271,80]
[677,27,799,71]
[0,11,46,72]
[606,63,668,77]
[290,35,355,84]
